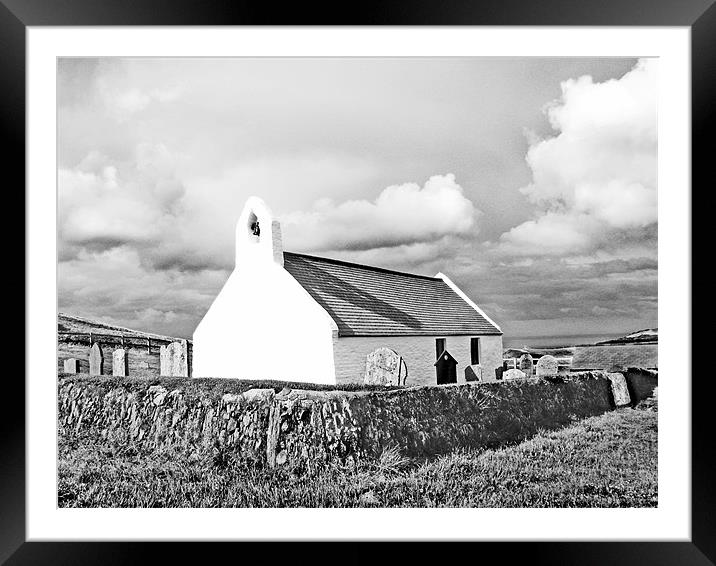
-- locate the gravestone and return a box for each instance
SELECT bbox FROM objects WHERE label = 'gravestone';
[607,372,631,406]
[159,344,169,375]
[160,340,189,377]
[364,347,407,386]
[113,348,128,377]
[519,353,534,377]
[464,364,483,382]
[88,343,103,376]
[63,358,79,373]
[535,355,558,377]
[504,368,527,380]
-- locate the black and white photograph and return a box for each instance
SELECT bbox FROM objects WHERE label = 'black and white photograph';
[54,54,661,510]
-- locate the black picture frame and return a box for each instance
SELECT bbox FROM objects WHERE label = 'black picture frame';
[8,1,708,563]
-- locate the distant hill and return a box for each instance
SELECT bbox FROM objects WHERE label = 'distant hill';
[596,328,657,345]
[503,328,657,360]
[57,313,188,342]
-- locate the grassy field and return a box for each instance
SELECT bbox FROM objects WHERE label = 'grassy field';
[58,406,657,508]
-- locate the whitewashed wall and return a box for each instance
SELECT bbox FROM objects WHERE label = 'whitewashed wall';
[193,198,338,383]
[333,334,503,386]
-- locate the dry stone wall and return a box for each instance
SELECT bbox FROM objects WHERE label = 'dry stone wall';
[624,367,658,405]
[59,371,618,470]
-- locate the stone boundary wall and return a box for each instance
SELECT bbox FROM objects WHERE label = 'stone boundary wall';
[624,367,658,405]
[59,371,617,471]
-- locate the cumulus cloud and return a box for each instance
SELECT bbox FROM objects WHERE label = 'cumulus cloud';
[499,58,657,256]
[280,174,479,252]
[60,144,482,276]
[58,246,228,337]
[56,57,657,338]
[59,143,187,255]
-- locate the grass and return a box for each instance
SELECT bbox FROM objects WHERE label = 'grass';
[58,407,657,508]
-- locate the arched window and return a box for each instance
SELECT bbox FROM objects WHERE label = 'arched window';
[247,212,260,242]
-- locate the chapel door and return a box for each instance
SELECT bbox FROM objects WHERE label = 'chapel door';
[435,350,458,385]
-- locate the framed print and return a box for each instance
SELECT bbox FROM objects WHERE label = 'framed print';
[8,0,709,563]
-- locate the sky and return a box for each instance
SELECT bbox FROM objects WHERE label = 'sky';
[57,57,657,340]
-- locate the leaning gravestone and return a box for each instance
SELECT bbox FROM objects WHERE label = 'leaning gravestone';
[63,358,79,373]
[112,348,128,377]
[607,372,631,406]
[464,364,483,382]
[535,355,558,378]
[88,343,103,376]
[364,347,407,386]
[160,340,189,377]
[519,353,534,377]
[504,368,527,380]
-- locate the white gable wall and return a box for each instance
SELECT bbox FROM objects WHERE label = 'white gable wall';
[193,263,337,382]
[192,197,338,383]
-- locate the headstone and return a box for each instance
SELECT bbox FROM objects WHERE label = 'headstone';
[464,364,483,382]
[168,342,180,375]
[504,368,527,380]
[88,343,103,376]
[535,355,558,377]
[519,353,534,377]
[160,340,189,377]
[364,347,408,386]
[159,344,169,375]
[63,358,79,373]
[607,372,631,406]
[177,339,190,377]
[113,348,128,377]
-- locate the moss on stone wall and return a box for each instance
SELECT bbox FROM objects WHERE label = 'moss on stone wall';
[59,371,616,471]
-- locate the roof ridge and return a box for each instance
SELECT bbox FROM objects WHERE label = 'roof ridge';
[283,251,441,281]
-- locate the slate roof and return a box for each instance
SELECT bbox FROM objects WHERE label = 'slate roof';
[283,252,501,337]
[571,344,658,370]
